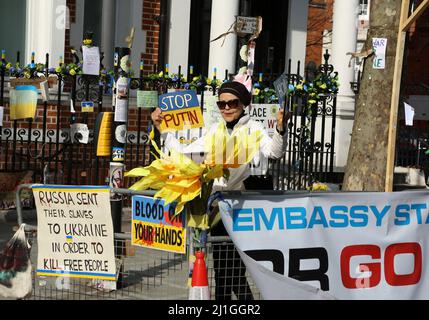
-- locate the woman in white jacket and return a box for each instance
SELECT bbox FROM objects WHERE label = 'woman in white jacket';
[152,81,289,191]
[151,81,290,300]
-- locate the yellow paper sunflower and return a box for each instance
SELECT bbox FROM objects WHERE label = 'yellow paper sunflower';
[126,122,262,228]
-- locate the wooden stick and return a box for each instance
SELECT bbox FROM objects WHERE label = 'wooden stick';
[385,0,411,192]
[401,0,429,31]
[126,27,136,49]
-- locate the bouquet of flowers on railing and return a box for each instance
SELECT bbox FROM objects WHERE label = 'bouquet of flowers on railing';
[288,73,339,106]
[182,75,223,92]
[252,73,339,106]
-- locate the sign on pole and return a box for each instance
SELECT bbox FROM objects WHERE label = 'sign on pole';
[372,38,388,69]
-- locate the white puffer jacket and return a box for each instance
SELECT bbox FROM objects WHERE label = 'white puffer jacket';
[161,114,287,192]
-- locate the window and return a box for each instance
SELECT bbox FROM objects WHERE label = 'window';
[359,0,370,19]
[0,0,26,62]
[188,0,213,76]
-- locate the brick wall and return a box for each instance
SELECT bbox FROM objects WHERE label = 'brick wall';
[142,0,161,74]
[306,0,333,66]
[65,0,77,64]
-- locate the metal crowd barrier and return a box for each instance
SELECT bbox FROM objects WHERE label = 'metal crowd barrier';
[14,184,261,300]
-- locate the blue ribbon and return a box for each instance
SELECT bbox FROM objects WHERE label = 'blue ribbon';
[206,191,224,216]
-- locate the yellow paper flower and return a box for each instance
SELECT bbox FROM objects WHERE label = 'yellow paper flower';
[253,88,260,96]
[308,182,329,191]
[204,122,262,169]
[69,69,76,76]
[56,67,62,73]
[126,123,262,219]
[126,132,224,216]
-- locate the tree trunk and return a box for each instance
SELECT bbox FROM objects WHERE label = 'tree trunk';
[343,0,403,191]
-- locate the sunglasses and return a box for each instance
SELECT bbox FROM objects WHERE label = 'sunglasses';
[216,99,241,110]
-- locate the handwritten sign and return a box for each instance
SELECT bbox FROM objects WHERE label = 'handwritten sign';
[82,46,100,76]
[33,186,116,281]
[132,196,187,254]
[159,90,204,132]
[236,16,259,35]
[137,90,158,109]
[372,38,387,70]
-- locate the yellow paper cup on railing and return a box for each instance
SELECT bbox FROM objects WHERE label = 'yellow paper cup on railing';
[10,85,38,120]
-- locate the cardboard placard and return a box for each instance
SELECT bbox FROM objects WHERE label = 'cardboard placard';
[137,90,158,109]
[132,196,187,254]
[159,90,204,132]
[33,185,116,281]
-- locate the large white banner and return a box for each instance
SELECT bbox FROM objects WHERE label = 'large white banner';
[219,191,429,300]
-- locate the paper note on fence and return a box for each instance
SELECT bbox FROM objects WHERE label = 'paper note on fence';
[404,102,415,126]
[10,85,38,120]
[373,38,387,69]
[202,95,221,128]
[137,90,158,108]
[33,186,116,281]
[132,196,187,254]
[82,46,100,76]
[0,106,4,126]
[159,90,204,132]
[40,80,49,102]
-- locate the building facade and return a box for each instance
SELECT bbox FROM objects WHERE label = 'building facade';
[3,0,427,174]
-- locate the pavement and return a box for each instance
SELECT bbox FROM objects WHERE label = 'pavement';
[0,207,260,300]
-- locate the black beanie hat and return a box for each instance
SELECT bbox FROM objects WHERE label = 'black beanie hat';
[218,81,252,107]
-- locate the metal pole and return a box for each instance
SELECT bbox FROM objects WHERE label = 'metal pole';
[110,47,131,288]
[0,50,5,143]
